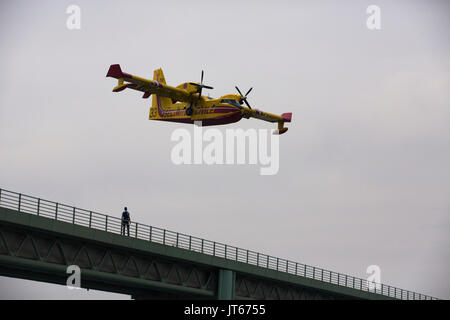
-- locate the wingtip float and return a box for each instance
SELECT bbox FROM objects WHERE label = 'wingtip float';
[106,64,292,134]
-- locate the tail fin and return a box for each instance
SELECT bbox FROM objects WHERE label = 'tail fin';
[151,68,172,117]
[153,68,167,85]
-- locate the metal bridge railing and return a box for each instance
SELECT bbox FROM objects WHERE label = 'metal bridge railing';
[0,188,437,300]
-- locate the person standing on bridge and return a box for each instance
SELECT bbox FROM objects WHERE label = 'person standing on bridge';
[121,207,130,236]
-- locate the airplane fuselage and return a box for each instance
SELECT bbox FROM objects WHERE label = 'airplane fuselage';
[106,64,291,134]
[150,95,245,126]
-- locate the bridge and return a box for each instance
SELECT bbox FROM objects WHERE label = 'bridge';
[0,188,436,300]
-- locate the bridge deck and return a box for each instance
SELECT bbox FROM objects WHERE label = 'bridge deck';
[0,188,436,300]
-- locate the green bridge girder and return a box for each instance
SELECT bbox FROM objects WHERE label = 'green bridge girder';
[0,206,393,300]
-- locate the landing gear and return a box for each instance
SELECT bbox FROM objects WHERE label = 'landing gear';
[186,104,194,116]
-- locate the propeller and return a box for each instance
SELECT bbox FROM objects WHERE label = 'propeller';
[189,70,213,101]
[235,86,253,109]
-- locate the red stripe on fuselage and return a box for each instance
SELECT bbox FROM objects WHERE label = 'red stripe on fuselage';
[154,110,242,126]
[156,97,240,119]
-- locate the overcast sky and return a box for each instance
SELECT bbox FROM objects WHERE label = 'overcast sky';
[0,0,449,299]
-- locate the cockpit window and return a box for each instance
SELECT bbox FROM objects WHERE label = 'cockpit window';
[221,99,241,107]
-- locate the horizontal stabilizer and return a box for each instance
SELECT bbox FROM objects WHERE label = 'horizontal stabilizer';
[106,64,132,79]
[106,64,125,78]
[113,83,136,92]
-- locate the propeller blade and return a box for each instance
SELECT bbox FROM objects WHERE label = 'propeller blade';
[190,71,213,102]
[235,86,253,108]
[235,86,244,97]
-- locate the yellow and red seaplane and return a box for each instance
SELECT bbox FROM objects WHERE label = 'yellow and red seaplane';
[106,64,292,134]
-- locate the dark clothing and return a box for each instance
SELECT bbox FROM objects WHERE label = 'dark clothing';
[121,210,130,236]
[121,220,130,236]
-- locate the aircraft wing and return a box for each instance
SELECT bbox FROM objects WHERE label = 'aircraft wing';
[244,109,292,134]
[106,64,193,102]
